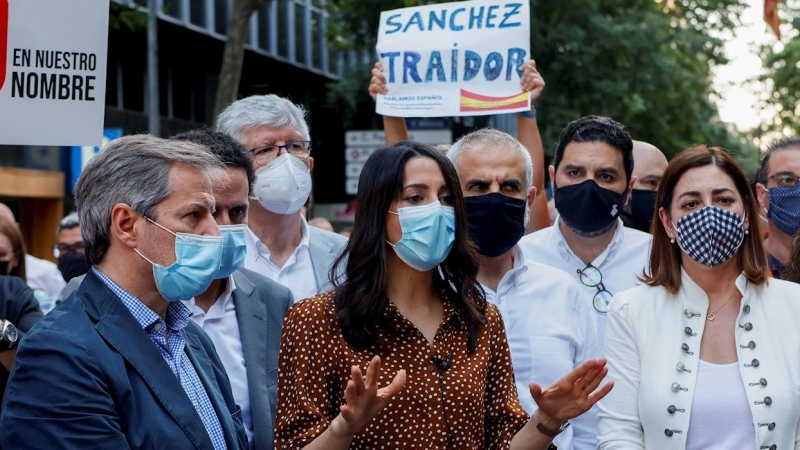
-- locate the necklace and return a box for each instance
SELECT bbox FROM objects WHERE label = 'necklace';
[706,290,740,321]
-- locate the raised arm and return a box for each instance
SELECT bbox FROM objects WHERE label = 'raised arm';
[369,62,409,145]
[517,59,551,233]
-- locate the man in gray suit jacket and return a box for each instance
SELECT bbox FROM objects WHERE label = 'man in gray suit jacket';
[173,130,293,449]
[217,95,347,303]
[58,131,293,449]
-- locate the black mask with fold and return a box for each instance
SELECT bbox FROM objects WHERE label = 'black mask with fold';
[58,251,90,282]
[465,193,527,257]
[622,189,658,233]
[554,180,624,235]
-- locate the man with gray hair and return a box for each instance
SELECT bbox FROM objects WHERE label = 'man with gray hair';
[1,135,248,450]
[54,212,88,284]
[217,95,346,302]
[448,129,600,450]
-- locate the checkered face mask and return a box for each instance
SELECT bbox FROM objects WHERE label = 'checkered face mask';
[673,206,745,266]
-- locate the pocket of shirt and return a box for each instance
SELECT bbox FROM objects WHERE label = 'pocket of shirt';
[528,337,575,388]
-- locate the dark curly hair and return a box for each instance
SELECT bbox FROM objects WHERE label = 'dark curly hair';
[171,129,255,191]
[553,116,634,184]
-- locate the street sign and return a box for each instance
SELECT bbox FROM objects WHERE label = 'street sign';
[344,128,453,195]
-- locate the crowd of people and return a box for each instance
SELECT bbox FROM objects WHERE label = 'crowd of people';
[0,59,798,450]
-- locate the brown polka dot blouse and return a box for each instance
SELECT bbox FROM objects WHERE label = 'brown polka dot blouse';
[275,292,530,449]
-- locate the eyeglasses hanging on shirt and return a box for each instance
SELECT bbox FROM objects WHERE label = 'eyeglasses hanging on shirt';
[577,264,613,313]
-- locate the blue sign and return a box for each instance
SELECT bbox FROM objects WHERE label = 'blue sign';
[69,127,122,192]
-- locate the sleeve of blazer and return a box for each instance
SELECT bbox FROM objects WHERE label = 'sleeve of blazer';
[0,276,43,336]
[597,292,645,450]
[1,327,127,449]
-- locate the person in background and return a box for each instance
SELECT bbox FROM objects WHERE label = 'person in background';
[173,129,293,450]
[755,137,800,279]
[216,95,347,303]
[448,129,600,450]
[780,231,800,284]
[518,117,652,344]
[621,140,669,233]
[0,218,26,283]
[54,212,88,284]
[308,217,334,232]
[0,204,65,302]
[368,58,552,233]
[275,141,612,449]
[599,145,800,449]
[1,135,247,450]
[0,275,43,411]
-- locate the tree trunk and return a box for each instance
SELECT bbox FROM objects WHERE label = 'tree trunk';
[212,0,269,125]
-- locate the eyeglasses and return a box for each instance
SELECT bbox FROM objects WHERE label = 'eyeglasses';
[249,140,312,165]
[53,242,85,258]
[577,264,613,313]
[767,173,799,187]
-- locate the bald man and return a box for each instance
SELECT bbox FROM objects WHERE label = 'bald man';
[622,141,668,232]
[0,203,65,302]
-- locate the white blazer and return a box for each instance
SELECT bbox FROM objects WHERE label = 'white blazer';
[598,270,800,450]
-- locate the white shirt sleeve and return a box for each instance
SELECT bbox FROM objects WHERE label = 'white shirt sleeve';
[598,296,645,450]
[570,283,602,450]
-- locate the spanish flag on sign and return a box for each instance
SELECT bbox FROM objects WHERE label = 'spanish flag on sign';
[460,90,529,113]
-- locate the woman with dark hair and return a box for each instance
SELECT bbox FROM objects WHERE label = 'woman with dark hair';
[275,141,612,449]
[0,217,27,282]
[598,145,800,449]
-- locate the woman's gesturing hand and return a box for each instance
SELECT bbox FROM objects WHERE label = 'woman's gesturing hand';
[329,356,407,439]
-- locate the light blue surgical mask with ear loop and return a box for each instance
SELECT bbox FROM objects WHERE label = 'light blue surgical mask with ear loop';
[134,217,223,302]
[214,224,248,279]
[386,201,456,272]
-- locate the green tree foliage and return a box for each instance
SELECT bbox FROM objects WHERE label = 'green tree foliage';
[757,2,800,137]
[327,0,758,163]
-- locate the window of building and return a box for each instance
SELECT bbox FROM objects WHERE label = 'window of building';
[294,0,306,64]
[214,0,228,35]
[163,0,181,19]
[190,0,206,28]
[257,3,271,51]
[277,0,289,58]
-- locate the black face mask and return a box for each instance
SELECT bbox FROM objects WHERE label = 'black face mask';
[57,251,90,282]
[554,180,624,234]
[623,189,657,233]
[0,260,7,276]
[465,193,526,257]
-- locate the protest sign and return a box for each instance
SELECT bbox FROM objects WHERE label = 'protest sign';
[0,0,110,146]
[375,0,531,118]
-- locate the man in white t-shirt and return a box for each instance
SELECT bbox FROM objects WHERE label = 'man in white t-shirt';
[519,116,652,344]
[216,95,346,302]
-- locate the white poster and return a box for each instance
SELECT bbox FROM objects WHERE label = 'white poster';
[0,0,110,146]
[375,0,531,118]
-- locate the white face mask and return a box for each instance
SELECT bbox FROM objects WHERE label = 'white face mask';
[252,154,312,215]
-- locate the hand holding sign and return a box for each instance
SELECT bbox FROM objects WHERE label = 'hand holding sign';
[375,0,531,118]
[520,59,545,106]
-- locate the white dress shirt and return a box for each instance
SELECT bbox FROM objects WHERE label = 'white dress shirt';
[598,271,800,450]
[244,217,318,303]
[25,254,66,303]
[518,217,652,343]
[483,246,600,450]
[184,277,254,443]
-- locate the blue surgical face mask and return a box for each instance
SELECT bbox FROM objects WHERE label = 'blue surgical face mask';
[386,201,456,272]
[214,224,247,279]
[768,185,800,237]
[135,217,223,302]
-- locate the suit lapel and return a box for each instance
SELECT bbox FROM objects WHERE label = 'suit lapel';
[232,271,270,447]
[184,331,241,450]
[91,293,214,450]
[308,230,336,293]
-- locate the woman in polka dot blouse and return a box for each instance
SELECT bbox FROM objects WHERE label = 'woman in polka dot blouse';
[275,142,613,449]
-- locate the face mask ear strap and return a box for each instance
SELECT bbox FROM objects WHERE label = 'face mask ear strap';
[144,216,177,237]
[134,248,158,266]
